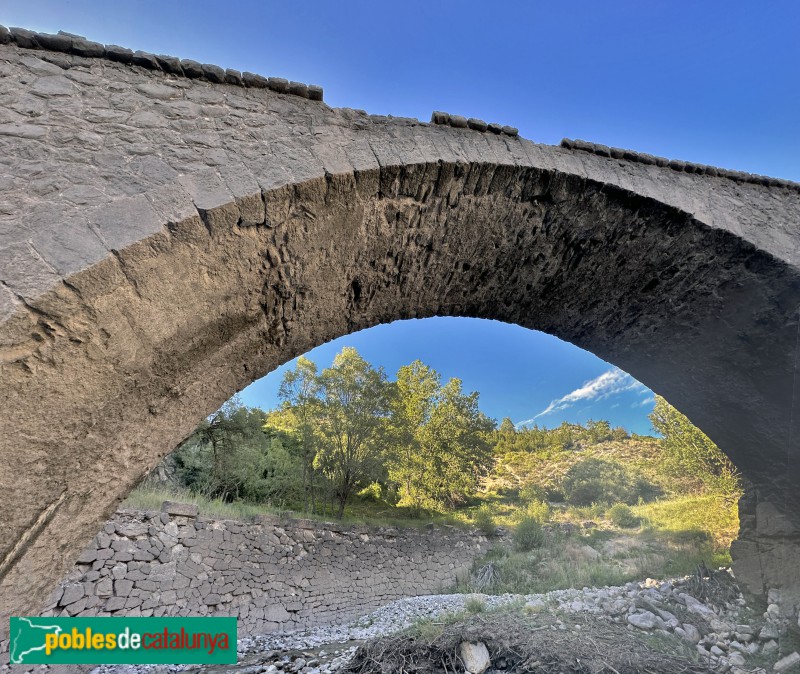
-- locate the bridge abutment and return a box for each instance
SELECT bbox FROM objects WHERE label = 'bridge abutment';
[732,487,800,620]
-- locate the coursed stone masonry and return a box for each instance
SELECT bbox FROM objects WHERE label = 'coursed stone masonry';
[40,505,490,636]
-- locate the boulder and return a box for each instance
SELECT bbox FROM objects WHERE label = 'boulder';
[679,593,716,618]
[774,652,800,673]
[627,611,657,630]
[681,623,701,644]
[459,641,491,674]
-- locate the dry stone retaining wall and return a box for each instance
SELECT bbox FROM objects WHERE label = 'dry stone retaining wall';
[40,504,490,635]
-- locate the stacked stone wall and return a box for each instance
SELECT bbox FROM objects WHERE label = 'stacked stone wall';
[40,504,489,635]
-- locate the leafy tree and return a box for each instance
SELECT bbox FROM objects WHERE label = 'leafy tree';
[174,396,302,503]
[649,395,740,496]
[499,417,516,435]
[313,347,393,517]
[388,361,441,512]
[611,426,630,441]
[585,419,612,444]
[388,365,494,512]
[276,357,322,512]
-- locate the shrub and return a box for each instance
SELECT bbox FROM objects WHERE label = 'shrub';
[472,562,502,592]
[357,482,383,503]
[519,483,548,502]
[525,498,551,523]
[465,596,486,613]
[561,458,657,506]
[473,505,498,538]
[514,516,546,551]
[608,503,640,528]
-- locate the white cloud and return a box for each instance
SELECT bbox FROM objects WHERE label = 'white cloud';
[516,367,649,428]
[635,396,656,408]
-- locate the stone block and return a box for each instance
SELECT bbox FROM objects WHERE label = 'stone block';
[124,596,143,609]
[96,578,113,597]
[265,605,291,622]
[76,548,98,564]
[117,522,149,537]
[60,584,85,606]
[64,598,88,616]
[115,579,134,597]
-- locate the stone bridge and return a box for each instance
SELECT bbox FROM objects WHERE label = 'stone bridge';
[1,27,799,635]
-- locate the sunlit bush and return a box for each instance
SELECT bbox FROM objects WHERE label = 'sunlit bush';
[474,504,498,538]
[514,516,546,551]
[608,503,640,528]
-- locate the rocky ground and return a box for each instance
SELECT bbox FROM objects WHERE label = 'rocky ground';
[88,567,800,674]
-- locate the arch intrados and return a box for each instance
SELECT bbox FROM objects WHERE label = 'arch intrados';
[1,160,798,623]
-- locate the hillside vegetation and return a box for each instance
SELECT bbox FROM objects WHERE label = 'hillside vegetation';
[126,347,742,594]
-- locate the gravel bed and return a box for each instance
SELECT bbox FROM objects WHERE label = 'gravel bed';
[90,571,790,674]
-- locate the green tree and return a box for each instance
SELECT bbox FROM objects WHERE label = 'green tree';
[276,356,321,512]
[174,396,302,503]
[585,419,612,444]
[649,395,740,496]
[389,361,441,512]
[313,347,393,517]
[390,373,494,512]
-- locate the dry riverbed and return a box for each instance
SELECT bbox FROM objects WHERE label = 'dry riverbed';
[91,569,800,674]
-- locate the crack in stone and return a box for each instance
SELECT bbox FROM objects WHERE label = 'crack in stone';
[0,490,66,585]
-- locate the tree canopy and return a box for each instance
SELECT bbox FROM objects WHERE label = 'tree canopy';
[158,351,739,522]
[649,395,740,497]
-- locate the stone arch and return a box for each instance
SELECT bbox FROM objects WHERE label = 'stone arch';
[2,159,799,625]
[1,32,799,633]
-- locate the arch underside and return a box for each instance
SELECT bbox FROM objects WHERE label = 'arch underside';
[1,160,799,625]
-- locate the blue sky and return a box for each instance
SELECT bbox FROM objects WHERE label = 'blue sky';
[5,2,798,435]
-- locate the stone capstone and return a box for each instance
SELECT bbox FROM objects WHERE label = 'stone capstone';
[161,501,199,518]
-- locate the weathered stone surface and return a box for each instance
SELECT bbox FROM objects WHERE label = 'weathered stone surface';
[627,611,657,630]
[0,122,47,138]
[161,502,199,518]
[105,45,133,63]
[95,578,113,597]
[774,652,800,673]
[0,30,799,639]
[60,584,84,606]
[681,623,701,644]
[459,641,491,674]
[75,548,97,564]
[33,33,72,53]
[679,593,716,619]
[180,59,204,78]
